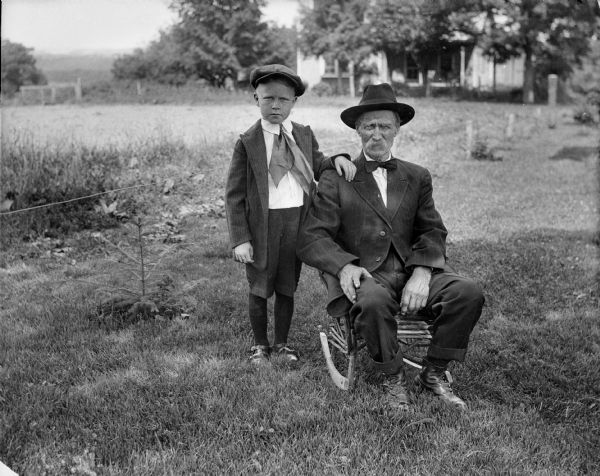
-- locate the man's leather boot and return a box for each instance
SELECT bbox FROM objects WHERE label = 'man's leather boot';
[416,365,466,410]
[382,368,409,411]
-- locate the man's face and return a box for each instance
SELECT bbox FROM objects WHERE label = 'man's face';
[356,110,399,161]
[254,80,297,125]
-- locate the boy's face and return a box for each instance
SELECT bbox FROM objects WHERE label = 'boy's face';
[254,80,297,125]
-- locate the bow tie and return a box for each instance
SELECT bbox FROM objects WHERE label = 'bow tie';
[365,159,397,173]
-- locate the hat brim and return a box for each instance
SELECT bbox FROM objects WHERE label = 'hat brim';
[340,102,415,129]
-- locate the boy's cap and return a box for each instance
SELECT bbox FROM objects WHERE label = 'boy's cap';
[250,64,305,96]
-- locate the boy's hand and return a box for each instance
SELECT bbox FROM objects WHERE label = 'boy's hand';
[334,156,357,182]
[233,242,254,264]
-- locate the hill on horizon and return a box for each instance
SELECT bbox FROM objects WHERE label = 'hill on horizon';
[35,52,122,83]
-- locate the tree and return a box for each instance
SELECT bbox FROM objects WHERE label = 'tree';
[1,40,46,96]
[262,25,298,71]
[169,0,270,86]
[299,0,371,94]
[477,0,600,103]
[113,0,293,88]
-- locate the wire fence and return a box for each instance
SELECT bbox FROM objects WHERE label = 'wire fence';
[0,137,362,218]
[1,112,536,218]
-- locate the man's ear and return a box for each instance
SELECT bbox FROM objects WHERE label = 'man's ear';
[253,92,259,105]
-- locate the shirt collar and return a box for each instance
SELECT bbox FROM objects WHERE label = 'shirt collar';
[261,118,293,135]
[364,152,392,162]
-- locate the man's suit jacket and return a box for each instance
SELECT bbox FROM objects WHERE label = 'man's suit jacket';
[225,119,333,272]
[297,153,448,303]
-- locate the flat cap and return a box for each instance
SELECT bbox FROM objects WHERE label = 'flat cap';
[250,64,305,97]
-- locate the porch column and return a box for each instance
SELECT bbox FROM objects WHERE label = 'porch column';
[460,47,466,87]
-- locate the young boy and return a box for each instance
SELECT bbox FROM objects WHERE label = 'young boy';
[225,64,356,364]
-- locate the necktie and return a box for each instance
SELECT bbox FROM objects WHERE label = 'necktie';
[269,126,314,195]
[365,159,397,173]
[269,127,293,186]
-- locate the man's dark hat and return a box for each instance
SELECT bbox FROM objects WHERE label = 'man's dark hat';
[250,64,305,97]
[340,83,415,129]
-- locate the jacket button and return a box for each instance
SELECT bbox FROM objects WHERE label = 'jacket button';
[375,256,381,262]
[379,230,386,236]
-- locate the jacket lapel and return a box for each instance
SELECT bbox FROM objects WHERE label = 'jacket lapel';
[241,120,269,212]
[386,156,409,222]
[352,154,390,225]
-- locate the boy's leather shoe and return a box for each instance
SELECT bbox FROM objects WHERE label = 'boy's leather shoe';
[416,366,466,410]
[272,344,299,362]
[382,368,409,411]
[249,345,271,365]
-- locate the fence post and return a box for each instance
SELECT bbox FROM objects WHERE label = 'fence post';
[136,80,143,96]
[547,74,558,107]
[75,78,82,102]
[465,120,473,159]
[505,113,515,139]
[50,86,56,104]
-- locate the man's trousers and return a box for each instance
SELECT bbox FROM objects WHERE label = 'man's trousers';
[327,251,485,375]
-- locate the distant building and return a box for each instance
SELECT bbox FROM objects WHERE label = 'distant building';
[298,45,524,95]
[296,1,524,95]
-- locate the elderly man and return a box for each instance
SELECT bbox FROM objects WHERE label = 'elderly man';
[297,83,484,411]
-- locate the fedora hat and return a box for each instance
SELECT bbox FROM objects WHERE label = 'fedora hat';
[250,64,306,97]
[340,83,415,129]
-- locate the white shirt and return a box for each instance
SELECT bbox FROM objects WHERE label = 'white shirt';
[261,118,304,209]
[365,152,392,207]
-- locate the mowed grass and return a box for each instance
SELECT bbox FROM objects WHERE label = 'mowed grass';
[0,99,599,475]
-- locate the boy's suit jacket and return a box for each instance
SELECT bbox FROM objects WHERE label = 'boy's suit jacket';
[297,153,449,305]
[225,119,333,272]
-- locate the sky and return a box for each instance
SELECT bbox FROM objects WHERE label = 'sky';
[1,0,300,54]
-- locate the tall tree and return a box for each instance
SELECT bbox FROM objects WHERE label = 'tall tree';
[114,0,295,87]
[477,0,599,103]
[299,0,371,94]
[169,0,270,86]
[1,40,46,96]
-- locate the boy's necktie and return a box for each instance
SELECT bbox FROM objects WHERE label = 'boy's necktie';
[269,126,293,186]
[269,126,314,195]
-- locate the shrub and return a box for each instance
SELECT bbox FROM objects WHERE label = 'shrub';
[573,105,596,125]
[471,139,502,161]
[310,81,334,97]
[0,131,199,244]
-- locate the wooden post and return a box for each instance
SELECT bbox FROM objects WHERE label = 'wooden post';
[75,78,82,102]
[136,80,143,96]
[465,120,473,160]
[50,86,56,104]
[39,88,45,105]
[547,74,558,106]
[505,113,515,138]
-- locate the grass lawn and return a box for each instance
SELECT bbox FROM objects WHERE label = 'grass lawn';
[0,99,598,475]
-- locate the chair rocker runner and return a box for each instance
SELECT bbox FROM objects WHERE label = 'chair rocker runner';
[319,313,445,391]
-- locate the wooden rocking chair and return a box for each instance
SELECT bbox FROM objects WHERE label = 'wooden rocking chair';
[318,312,435,391]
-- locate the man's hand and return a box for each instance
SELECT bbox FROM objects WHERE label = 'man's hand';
[338,263,372,303]
[334,156,357,182]
[400,266,432,314]
[233,242,254,264]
